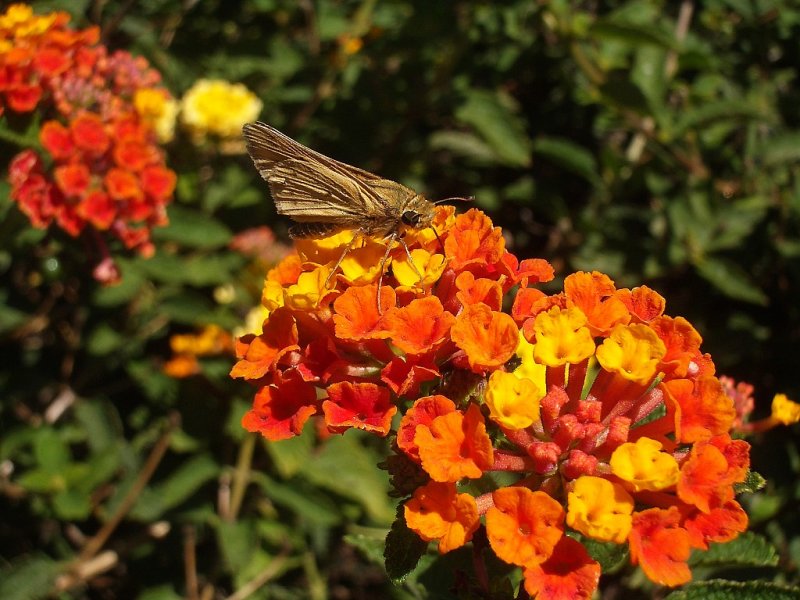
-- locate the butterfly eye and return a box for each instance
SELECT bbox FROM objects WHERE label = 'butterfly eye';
[402,210,421,226]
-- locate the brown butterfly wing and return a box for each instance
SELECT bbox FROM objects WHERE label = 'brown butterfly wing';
[243,123,405,218]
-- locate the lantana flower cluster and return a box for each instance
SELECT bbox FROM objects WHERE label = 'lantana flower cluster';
[1,4,177,265]
[232,208,754,598]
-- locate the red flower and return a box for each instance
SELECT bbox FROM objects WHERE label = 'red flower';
[70,112,110,156]
[322,382,397,436]
[242,373,319,441]
[140,165,177,200]
[40,121,75,160]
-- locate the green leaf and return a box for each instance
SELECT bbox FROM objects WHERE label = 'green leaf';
[736,470,767,494]
[129,454,219,521]
[455,89,532,167]
[299,434,394,524]
[264,426,314,478]
[577,535,629,573]
[0,295,28,334]
[589,19,676,49]
[429,130,500,165]
[33,428,70,473]
[694,257,769,306]
[136,584,183,600]
[0,555,62,600]
[690,532,779,568]
[673,100,772,137]
[86,323,126,356]
[758,131,800,166]
[152,205,232,249]
[665,580,800,600]
[532,136,601,188]
[253,473,342,527]
[216,520,261,573]
[92,259,146,307]
[53,488,92,520]
[384,512,429,583]
[344,531,388,566]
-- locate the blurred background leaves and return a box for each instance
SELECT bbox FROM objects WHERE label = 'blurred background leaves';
[1,0,799,598]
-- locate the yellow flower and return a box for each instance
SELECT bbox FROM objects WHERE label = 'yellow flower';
[532,306,595,367]
[484,370,542,430]
[339,239,386,284]
[261,280,285,313]
[284,266,331,311]
[771,393,800,425]
[134,89,178,143]
[512,332,546,391]
[595,323,666,386]
[567,476,634,544]
[0,5,58,37]
[180,79,262,139]
[295,230,354,266]
[393,248,446,289]
[610,437,679,492]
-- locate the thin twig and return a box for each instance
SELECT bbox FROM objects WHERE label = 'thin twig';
[184,525,200,600]
[226,433,256,522]
[76,412,180,562]
[224,549,291,600]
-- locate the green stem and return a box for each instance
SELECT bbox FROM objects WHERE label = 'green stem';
[227,432,256,522]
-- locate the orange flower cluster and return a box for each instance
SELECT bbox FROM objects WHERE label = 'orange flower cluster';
[232,207,752,597]
[163,324,234,379]
[2,4,176,265]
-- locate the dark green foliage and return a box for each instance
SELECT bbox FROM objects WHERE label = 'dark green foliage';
[2,0,800,598]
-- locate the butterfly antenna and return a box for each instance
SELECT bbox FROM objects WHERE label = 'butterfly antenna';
[431,225,444,253]
[434,195,474,205]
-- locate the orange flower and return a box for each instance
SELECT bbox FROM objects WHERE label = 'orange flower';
[267,253,303,285]
[105,168,141,200]
[415,403,494,481]
[663,376,735,443]
[333,284,395,341]
[617,285,665,323]
[242,373,319,441]
[677,436,747,513]
[230,308,299,380]
[522,536,600,600]
[486,486,564,568]
[511,286,549,324]
[322,382,396,436]
[444,208,505,271]
[650,316,703,379]
[628,507,691,587]
[564,271,630,336]
[451,303,519,372]
[454,271,503,311]
[381,355,439,398]
[162,354,199,378]
[404,481,480,553]
[684,500,747,550]
[379,296,454,355]
[397,395,456,462]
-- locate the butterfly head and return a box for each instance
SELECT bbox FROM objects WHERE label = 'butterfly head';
[400,195,437,231]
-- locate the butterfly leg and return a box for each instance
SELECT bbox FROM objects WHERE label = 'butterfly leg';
[323,232,360,290]
[376,231,398,315]
[397,236,424,284]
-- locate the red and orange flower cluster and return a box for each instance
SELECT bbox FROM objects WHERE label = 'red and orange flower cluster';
[232,207,753,597]
[1,4,176,264]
